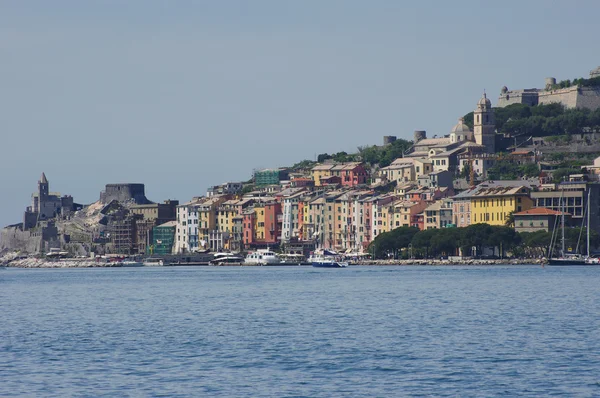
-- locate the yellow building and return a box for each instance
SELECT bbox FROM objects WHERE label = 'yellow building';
[311,164,335,186]
[254,204,266,241]
[198,196,228,246]
[392,200,428,228]
[470,186,533,226]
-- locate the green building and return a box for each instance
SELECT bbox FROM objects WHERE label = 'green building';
[149,221,176,255]
[254,168,289,186]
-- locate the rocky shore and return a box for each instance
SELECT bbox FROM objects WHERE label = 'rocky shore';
[2,255,546,268]
[355,258,546,266]
[4,257,122,268]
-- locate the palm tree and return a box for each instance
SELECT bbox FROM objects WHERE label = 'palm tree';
[505,211,515,228]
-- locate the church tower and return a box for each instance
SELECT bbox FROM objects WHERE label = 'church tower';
[37,173,49,213]
[474,92,495,153]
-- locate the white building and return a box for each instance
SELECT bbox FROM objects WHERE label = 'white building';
[174,201,200,253]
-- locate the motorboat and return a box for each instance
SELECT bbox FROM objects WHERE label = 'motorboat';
[121,260,144,267]
[143,257,165,266]
[310,250,348,268]
[244,249,282,265]
[279,253,309,265]
[209,252,244,265]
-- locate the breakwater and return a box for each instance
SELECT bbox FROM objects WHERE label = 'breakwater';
[3,257,546,268]
[357,258,546,266]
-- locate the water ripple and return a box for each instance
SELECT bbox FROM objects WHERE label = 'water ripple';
[2,265,600,396]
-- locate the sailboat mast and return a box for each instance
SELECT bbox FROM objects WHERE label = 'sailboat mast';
[561,189,565,256]
[587,188,591,257]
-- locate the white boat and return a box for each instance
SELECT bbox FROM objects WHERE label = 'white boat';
[121,260,144,267]
[143,258,164,266]
[309,251,348,268]
[210,252,244,265]
[244,249,282,265]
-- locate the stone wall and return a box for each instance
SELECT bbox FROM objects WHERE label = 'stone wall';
[498,86,600,111]
[99,184,151,204]
[576,87,600,110]
[537,86,580,108]
[0,226,42,253]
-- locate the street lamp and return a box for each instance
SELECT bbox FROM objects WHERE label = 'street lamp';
[408,243,413,259]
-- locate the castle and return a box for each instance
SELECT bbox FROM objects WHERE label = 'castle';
[23,173,78,230]
[497,66,600,110]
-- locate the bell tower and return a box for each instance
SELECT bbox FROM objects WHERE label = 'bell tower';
[474,92,495,153]
[36,172,49,214]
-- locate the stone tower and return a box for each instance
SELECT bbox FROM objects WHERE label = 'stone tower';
[474,92,495,153]
[38,172,49,207]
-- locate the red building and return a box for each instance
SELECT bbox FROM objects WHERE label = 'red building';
[264,202,282,245]
[332,163,369,187]
[411,213,424,231]
[242,212,255,248]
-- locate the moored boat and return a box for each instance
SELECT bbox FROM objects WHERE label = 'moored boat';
[143,257,164,266]
[121,260,144,267]
[244,249,282,265]
[548,189,595,266]
[310,251,348,268]
[209,252,244,265]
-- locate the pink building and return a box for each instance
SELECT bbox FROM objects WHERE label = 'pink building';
[333,163,369,187]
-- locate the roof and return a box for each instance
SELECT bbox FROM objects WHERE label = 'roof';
[450,118,472,134]
[477,92,492,107]
[469,186,529,198]
[510,150,535,156]
[156,220,177,228]
[40,172,48,184]
[312,164,336,171]
[405,151,429,158]
[414,137,451,147]
[429,147,464,158]
[514,207,569,216]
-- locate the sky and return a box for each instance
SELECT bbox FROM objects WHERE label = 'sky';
[1,0,599,228]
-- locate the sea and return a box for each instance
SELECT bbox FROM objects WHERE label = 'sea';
[1,265,600,397]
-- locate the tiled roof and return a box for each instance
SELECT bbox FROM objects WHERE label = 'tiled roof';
[514,207,568,216]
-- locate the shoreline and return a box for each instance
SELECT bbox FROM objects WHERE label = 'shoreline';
[2,257,546,268]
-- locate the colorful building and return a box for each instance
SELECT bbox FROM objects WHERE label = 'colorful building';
[150,221,176,255]
[513,207,569,234]
[470,186,533,226]
[254,168,289,186]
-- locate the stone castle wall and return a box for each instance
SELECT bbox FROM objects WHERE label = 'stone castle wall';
[497,86,600,111]
[0,227,42,253]
[537,86,580,108]
[576,87,600,110]
[100,184,151,204]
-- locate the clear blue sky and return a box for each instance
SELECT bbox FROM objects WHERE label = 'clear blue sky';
[1,0,599,228]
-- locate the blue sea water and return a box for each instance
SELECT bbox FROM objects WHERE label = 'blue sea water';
[1,265,600,397]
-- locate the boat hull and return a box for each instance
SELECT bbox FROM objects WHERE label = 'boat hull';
[548,258,591,266]
[312,262,348,268]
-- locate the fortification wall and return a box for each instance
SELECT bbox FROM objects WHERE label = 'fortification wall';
[100,184,151,204]
[538,86,580,108]
[0,227,42,253]
[497,90,539,108]
[576,87,600,111]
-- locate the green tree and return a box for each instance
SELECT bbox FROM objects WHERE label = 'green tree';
[368,226,420,259]
[430,228,461,257]
[317,153,331,163]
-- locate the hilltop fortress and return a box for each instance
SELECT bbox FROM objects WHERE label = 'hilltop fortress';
[497,66,600,110]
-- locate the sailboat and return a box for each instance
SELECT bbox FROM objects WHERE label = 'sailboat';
[548,189,594,266]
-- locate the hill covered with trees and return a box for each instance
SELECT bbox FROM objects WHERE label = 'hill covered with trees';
[464,102,600,137]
